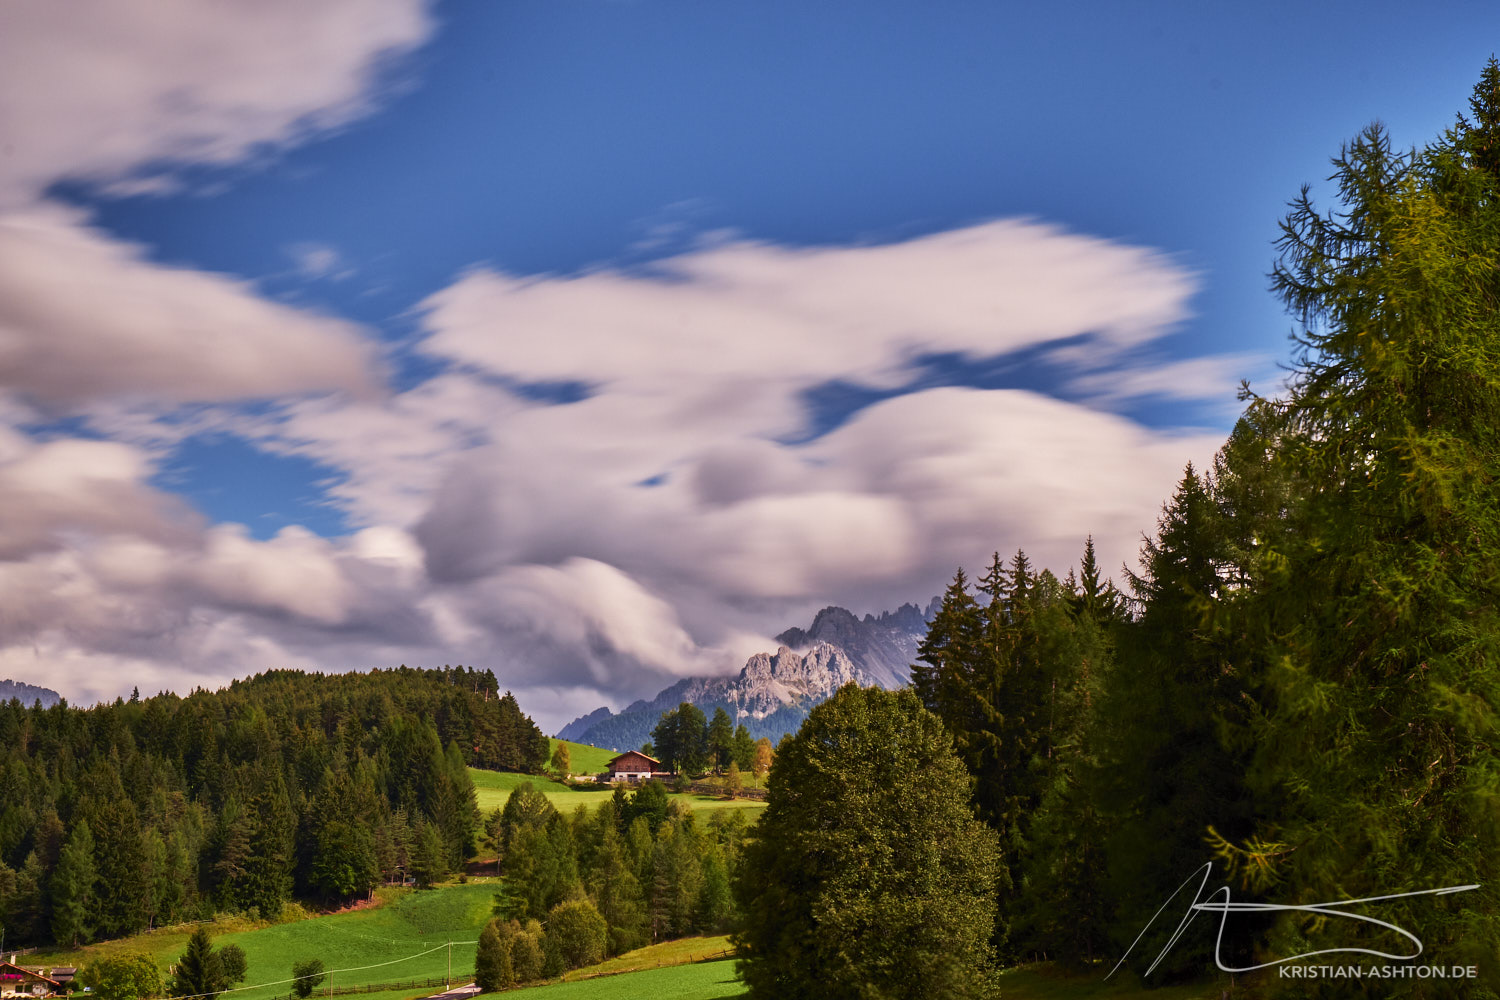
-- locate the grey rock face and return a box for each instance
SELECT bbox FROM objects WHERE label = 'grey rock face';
[557,599,935,748]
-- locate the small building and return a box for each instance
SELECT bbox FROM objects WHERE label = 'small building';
[44,970,74,994]
[0,962,59,997]
[607,750,663,782]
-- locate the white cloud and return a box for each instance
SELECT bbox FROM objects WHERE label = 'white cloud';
[0,0,433,206]
[0,206,382,407]
[419,219,1194,392]
[0,8,1247,732]
[0,213,1247,733]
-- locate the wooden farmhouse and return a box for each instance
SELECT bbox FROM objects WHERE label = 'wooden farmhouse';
[607,750,667,782]
[0,962,60,997]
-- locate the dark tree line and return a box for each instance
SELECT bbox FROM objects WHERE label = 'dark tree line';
[0,665,549,948]
[647,704,756,775]
[912,63,1500,996]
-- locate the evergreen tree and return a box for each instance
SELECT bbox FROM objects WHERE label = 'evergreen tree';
[170,927,227,1000]
[410,819,448,889]
[730,724,756,772]
[90,795,149,937]
[586,822,648,955]
[1012,545,1119,966]
[309,820,378,901]
[49,820,96,947]
[1215,62,1500,991]
[1095,469,1258,978]
[706,708,734,771]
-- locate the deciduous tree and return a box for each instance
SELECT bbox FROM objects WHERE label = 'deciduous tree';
[734,684,1000,1000]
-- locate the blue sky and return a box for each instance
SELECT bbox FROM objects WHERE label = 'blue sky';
[2,0,1496,727]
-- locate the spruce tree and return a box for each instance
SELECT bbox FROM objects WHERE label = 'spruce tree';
[1101,467,1257,979]
[49,820,96,947]
[170,926,226,1000]
[706,708,735,771]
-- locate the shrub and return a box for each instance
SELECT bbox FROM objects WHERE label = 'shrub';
[545,898,609,972]
[290,959,326,999]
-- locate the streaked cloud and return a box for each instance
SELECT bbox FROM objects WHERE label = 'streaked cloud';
[0,0,433,206]
[0,206,382,408]
[0,4,1251,731]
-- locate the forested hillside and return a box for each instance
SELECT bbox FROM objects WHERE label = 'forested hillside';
[0,666,549,948]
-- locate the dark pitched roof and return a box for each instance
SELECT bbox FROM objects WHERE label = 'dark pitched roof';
[0,962,59,987]
[608,750,661,767]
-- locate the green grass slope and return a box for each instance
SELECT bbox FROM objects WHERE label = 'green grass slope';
[526,959,1243,1000]
[546,739,617,775]
[521,959,744,999]
[32,884,496,999]
[560,936,731,982]
[215,883,495,999]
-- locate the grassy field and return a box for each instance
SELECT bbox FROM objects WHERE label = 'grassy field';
[469,769,767,819]
[546,739,618,776]
[529,959,1243,1000]
[29,883,497,999]
[522,959,744,999]
[561,936,731,982]
[212,882,495,999]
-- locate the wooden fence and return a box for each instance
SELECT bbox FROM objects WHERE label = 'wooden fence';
[684,782,767,800]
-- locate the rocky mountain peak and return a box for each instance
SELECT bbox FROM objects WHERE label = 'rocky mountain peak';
[558,598,936,749]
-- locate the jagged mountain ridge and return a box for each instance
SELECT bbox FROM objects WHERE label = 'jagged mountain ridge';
[0,679,61,707]
[558,600,936,750]
[774,600,937,689]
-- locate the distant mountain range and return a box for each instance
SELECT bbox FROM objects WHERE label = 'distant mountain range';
[558,599,938,751]
[0,679,61,707]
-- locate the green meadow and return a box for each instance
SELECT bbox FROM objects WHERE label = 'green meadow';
[468,768,767,819]
[520,959,743,999]
[211,883,495,999]
[544,739,618,776]
[30,884,497,1000]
